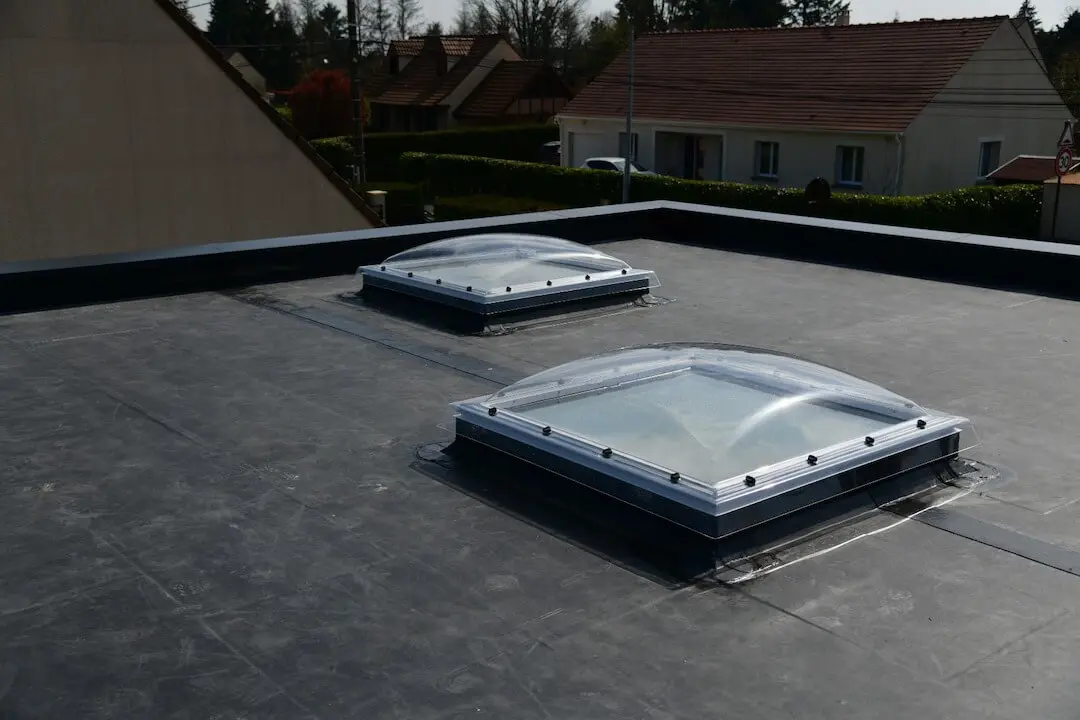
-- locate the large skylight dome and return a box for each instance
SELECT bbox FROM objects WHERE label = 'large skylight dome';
[452,344,977,539]
[357,234,659,317]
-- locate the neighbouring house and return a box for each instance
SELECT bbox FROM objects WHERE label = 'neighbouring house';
[223,50,269,98]
[986,155,1080,185]
[0,0,380,264]
[557,16,1075,195]
[364,35,573,132]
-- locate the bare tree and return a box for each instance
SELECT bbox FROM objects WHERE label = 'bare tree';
[393,0,424,39]
[476,0,587,60]
[364,0,394,50]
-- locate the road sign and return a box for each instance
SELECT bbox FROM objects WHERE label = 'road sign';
[1060,120,1075,150]
[1057,147,1074,177]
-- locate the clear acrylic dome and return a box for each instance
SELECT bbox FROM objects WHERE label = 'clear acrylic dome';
[366,234,654,295]
[482,344,930,486]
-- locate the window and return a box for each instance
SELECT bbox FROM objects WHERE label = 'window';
[978,140,1002,178]
[836,146,865,186]
[618,132,639,161]
[755,141,780,178]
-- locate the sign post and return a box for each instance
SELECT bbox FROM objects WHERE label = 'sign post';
[1051,120,1076,240]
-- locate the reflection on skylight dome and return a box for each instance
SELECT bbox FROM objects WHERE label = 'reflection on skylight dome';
[452,344,978,538]
[357,234,659,318]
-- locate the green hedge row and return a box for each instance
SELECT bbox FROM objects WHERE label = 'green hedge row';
[399,153,1043,239]
[312,124,558,181]
[434,195,567,222]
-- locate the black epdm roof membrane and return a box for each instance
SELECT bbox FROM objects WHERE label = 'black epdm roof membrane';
[6,203,1080,719]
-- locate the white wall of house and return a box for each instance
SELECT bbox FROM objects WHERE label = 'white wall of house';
[560,117,900,194]
[902,20,1072,195]
[442,41,521,127]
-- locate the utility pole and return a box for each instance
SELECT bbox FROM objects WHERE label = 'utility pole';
[346,0,367,185]
[621,22,634,204]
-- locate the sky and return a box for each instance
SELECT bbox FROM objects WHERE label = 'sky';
[190,0,1078,35]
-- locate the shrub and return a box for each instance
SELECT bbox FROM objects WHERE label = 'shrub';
[276,106,293,125]
[399,153,1043,239]
[311,124,557,180]
[434,195,567,222]
[288,69,351,140]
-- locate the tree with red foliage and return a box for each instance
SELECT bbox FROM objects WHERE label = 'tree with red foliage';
[288,69,352,139]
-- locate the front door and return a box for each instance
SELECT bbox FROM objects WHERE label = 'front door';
[682,135,705,180]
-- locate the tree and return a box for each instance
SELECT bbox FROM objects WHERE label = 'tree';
[424,21,444,35]
[1016,0,1041,32]
[666,0,786,31]
[567,11,627,84]
[616,0,671,33]
[393,0,424,39]
[470,0,588,60]
[783,0,850,26]
[453,0,497,34]
[289,68,353,138]
[365,0,394,51]
[317,2,348,67]
[206,0,251,46]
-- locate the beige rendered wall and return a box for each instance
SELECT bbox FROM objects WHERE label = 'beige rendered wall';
[0,0,374,264]
[902,20,1073,196]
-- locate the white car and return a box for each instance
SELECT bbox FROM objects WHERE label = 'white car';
[580,157,656,174]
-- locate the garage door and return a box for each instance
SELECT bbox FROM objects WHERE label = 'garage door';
[568,132,610,167]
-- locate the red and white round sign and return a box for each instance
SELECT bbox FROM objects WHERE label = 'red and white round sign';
[1057,147,1074,177]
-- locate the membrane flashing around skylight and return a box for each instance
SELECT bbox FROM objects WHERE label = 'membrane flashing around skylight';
[357,234,659,316]
[452,344,978,539]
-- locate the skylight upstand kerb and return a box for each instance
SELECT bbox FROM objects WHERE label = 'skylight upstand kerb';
[451,345,977,538]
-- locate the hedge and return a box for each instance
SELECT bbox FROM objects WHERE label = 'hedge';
[357,181,428,226]
[399,153,1043,239]
[311,124,558,181]
[434,195,567,222]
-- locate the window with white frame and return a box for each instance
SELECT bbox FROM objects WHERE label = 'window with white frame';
[755,141,779,178]
[977,140,1002,179]
[618,132,639,161]
[836,146,865,186]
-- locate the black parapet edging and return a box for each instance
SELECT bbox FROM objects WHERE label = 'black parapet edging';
[5,198,1080,314]
[0,205,663,315]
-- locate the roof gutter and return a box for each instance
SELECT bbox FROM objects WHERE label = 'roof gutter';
[556,114,902,137]
[894,133,905,196]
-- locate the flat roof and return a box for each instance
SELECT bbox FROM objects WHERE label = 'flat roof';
[4,221,1080,717]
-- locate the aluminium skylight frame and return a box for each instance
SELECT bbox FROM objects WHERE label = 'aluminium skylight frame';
[452,351,977,539]
[359,260,657,316]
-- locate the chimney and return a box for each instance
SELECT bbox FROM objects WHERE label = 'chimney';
[835,10,850,26]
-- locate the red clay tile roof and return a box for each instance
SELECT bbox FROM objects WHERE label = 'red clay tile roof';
[560,16,1008,133]
[455,60,572,119]
[989,155,1080,182]
[369,35,510,107]
[389,36,476,57]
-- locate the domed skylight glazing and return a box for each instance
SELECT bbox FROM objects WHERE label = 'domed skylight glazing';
[357,234,659,316]
[452,344,977,539]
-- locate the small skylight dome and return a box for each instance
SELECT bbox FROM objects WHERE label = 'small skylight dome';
[451,344,977,539]
[357,234,659,317]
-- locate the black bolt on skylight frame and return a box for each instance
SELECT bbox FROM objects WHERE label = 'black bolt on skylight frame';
[450,344,979,542]
[357,233,660,320]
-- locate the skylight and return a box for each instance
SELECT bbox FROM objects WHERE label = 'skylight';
[357,234,659,317]
[451,344,977,539]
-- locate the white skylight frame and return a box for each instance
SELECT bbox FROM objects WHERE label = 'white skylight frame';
[357,233,660,316]
[451,344,978,538]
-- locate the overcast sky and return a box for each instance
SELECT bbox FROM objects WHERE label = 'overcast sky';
[191,0,1077,35]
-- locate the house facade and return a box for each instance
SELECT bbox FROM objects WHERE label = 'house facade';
[0,0,379,264]
[367,35,572,132]
[558,17,1074,196]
